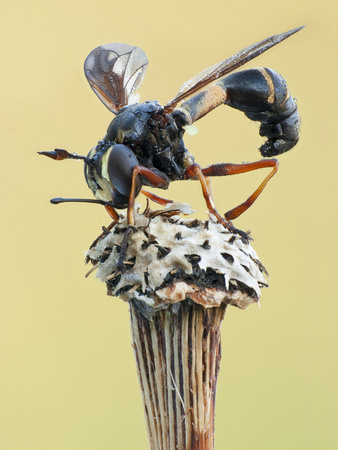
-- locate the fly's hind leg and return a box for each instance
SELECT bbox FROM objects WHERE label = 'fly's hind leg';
[201,158,279,221]
[184,158,279,239]
[184,163,251,240]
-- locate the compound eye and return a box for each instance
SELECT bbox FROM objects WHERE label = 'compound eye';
[107,144,142,198]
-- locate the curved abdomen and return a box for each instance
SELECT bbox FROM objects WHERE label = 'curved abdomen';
[219,68,299,156]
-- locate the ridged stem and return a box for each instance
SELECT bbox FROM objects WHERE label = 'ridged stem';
[130,299,226,450]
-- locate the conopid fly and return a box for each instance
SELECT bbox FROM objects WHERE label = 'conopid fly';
[40,27,303,269]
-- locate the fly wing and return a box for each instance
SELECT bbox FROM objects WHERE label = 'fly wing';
[84,43,148,114]
[165,26,304,111]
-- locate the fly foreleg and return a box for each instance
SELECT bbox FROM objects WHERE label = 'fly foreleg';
[116,166,169,274]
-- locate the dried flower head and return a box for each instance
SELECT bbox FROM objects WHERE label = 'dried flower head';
[86,203,269,312]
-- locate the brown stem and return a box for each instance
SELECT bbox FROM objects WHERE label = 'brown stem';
[86,205,269,448]
[130,299,226,450]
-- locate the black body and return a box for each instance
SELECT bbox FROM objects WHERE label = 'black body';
[174,67,299,158]
[84,64,299,208]
[40,27,303,239]
[220,68,299,156]
[105,101,192,182]
[84,100,194,209]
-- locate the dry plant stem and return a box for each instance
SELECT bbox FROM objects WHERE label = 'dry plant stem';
[86,204,269,450]
[130,299,226,450]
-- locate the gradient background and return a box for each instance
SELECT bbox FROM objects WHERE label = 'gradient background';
[1,1,337,449]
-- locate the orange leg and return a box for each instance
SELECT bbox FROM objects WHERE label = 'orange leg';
[184,163,249,238]
[117,166,169,273]
[201,158,279,220]
[127,166,168,225]
[141,189,174,206]
[105,205,120,222]
[184,158,279,238]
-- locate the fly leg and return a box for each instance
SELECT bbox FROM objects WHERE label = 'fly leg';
[201,158,279,220]
[184,163,250,239]
[116,167,169,274]
[184,158,278,239]
[141,189,174,206]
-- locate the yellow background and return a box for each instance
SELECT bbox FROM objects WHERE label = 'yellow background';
[1,0,337,448]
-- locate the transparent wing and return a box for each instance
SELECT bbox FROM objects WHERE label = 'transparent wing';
[84,43,148,114]
[165,26,304,111]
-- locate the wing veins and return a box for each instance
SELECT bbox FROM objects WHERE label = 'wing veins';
[165,26,304,110]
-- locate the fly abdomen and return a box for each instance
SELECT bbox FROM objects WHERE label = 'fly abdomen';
[219,68,299,156]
